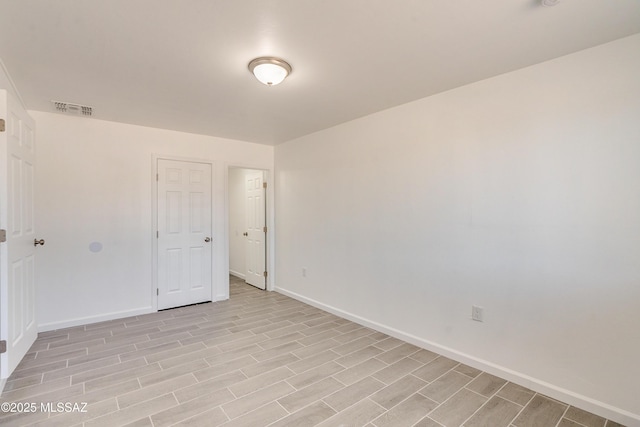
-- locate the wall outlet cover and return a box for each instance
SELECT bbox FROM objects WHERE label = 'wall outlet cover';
[472,305,484,322]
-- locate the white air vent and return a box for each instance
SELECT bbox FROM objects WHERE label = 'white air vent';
[52,101,93,117]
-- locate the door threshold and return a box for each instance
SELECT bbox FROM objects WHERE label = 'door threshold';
[158,300,212,311]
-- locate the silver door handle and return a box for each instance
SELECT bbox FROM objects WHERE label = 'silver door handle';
[34,239,45,246]
[204,237,211,243]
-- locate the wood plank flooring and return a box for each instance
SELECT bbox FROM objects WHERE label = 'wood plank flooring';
[0,276,626,426]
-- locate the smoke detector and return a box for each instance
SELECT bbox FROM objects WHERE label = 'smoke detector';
[51,101,93,117]
[541,0,560,6]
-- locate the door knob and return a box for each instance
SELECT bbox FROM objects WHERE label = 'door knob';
[243,232,248,237]
[34,239,45,247]
[204,237,211,243]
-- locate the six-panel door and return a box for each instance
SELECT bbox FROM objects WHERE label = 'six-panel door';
[0,90,38,379]
[157,159,213,310]
[244,171,266,290]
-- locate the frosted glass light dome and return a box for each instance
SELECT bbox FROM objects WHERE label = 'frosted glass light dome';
[248,57,292,86]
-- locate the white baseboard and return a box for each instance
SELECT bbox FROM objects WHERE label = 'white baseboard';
[275,286,639,427]
[37,307,155,332]
[229,270,245,279]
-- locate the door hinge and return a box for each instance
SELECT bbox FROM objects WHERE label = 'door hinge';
[0,340,6,354]
[156,173,159,181]
[0,229,6,243]
[0,118,5,132]
[263,271,268,278]
[263,226,267,233]
[263,182,267,189]
[156,288,159,296]
[156,230,159,238]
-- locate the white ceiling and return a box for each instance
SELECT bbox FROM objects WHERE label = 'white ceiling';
[1,1,639,145]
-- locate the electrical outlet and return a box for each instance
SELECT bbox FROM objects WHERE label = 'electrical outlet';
[471,305,484,322]
[302,267,307,278]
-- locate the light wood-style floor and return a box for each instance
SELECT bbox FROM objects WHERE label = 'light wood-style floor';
[0,276,625,427]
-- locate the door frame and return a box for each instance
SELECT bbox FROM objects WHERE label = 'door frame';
[152,157,275,309]
[224,163,274,293]
[151,154,216,311]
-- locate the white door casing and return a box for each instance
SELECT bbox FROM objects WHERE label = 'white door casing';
[244,171,266,290]
[157,159,213,310]
[0,90,38,379]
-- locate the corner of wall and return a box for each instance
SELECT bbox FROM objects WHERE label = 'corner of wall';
[0,58,27,110]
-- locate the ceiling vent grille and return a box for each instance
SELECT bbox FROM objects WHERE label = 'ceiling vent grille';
[52,101,93,117]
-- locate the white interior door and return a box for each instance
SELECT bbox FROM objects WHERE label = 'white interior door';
[157,159,212,310]
[244,171,266,290]
[0,90,38,379]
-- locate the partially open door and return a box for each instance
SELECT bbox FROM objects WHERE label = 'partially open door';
[244,171,266,290]
[0,90,38,380]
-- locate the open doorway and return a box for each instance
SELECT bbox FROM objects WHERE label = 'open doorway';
[228,167,268,290]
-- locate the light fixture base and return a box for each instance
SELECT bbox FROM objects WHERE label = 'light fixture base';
[248,57,292,86]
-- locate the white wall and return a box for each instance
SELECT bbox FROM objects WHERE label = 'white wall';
[0,60,22,106]
[32,112,273,330]
[275,34,640,424]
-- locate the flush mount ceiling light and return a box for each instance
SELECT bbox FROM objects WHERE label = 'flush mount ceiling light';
[248,57,292,86]
[541,0,560,6]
